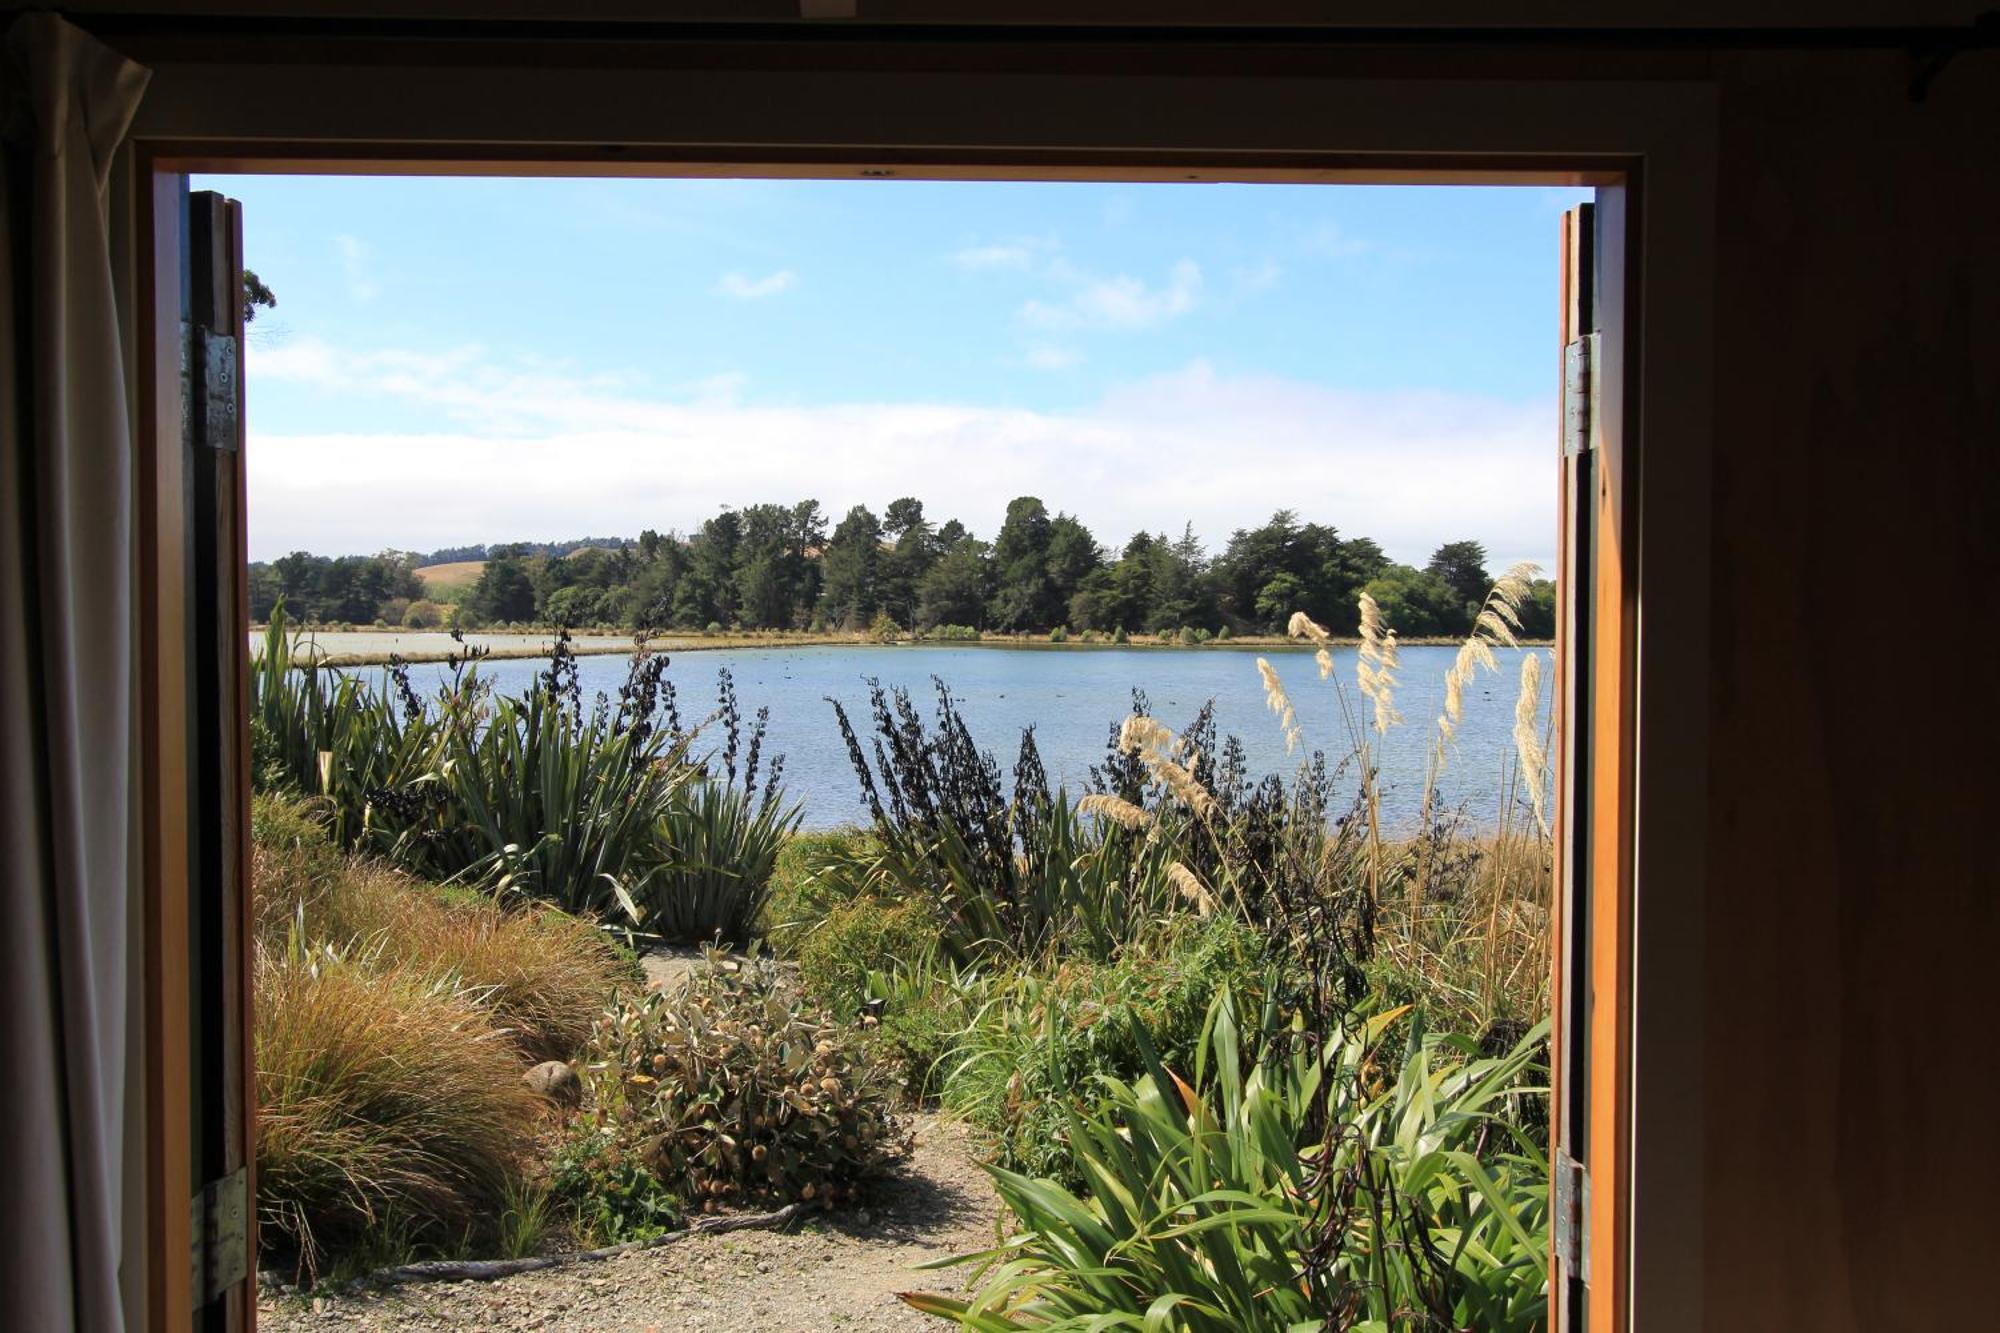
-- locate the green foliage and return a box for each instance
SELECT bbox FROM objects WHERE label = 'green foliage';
[549,1127,683,1245]
[760,825,877,947]
[260,502,1525,638]
[864,954,989,1100]
[923,623,982,642]
[794,894,945,1020]
[1046,626,1068,643]
[579,954,910,1212]
[644,777,800,945]
[909,994,1549,1332]
[252,609,783,926]
[251,549,423,624]
[941,917,1266,1182]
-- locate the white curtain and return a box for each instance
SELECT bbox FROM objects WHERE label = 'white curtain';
[0,13,149,1331]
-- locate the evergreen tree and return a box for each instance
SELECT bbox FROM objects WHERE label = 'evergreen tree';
[820,504,884,628]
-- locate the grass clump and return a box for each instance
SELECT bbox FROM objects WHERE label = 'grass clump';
[255,937,540,1281]
[577,952,911,1214]
[252,793,639,1278]
[942,915,1266,1182]
[253,793,636,1061]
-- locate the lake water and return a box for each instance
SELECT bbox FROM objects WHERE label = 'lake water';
[408,644,1551,832]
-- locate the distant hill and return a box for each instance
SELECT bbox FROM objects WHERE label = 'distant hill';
[421,537,633,565]
[414,560,486,590]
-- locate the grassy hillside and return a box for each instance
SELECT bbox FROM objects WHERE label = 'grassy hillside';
[414,560,485,592]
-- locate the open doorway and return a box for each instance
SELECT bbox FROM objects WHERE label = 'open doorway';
[150,164,1625,1332]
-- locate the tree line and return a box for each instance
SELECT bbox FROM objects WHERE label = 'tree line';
[249,499,1555,640]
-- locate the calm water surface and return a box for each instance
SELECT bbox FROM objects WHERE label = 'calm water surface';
[414,644,1550,831]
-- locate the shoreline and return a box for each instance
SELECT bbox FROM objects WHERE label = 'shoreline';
[252,627,1554,670]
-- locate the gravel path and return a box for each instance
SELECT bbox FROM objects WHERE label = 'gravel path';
[260,1115,1002,1332]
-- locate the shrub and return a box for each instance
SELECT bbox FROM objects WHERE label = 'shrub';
[760,825,876,948]
[253,612,699,921]
[403,598,444,628]
[705,620,724,635]
[548,1126,683,1245]
[1176,625,1198,646]
[1111,626,1129,644]
[1047,626,1068,643]
[828,680,1216,965]
[859,951,989,1101]
[645,779,799,945]
[1215,624,1231,640]
[579,954,910,1211]
[924,623,980,642]
[640,670,801,944]
[868,610,903,643]
[793,894,943,1020]
[941,916,1266,1181]
[255,933,540,1281]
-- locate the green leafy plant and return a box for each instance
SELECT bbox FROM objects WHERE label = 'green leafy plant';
[907,992,1549,1332]
[549,1126,683,1245]
[940,916,1265,1182]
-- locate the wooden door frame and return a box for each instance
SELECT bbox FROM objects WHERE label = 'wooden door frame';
[129,67,1714,1330]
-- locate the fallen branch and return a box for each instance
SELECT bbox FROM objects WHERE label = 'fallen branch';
[361,1202,807,1288]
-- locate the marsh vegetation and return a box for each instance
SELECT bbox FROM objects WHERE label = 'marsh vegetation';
[252,564,1555,1329]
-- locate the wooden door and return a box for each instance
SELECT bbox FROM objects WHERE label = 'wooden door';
[1551,197,1632,1333]
[185,186,256,1333]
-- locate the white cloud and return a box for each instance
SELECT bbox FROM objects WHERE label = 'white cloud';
[1024,344,1081,371]
[1021,259,1202,331]
[1299,221,1371,259]
[245,340,1555,575]
[1231,259,1283,296]
[717,269,797,299]
[951,242,1037,270]
[333,234,379,303]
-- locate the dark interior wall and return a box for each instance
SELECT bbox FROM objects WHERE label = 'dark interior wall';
[16,3,1996,1327]
[1702,48,1998,1332]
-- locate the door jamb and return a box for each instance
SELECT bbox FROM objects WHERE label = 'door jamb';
[133,142,1666,1333]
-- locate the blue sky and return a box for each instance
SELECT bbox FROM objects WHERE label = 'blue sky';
[202,174,1587,570]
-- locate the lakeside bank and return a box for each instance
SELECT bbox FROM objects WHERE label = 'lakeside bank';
[249,626,1549,669]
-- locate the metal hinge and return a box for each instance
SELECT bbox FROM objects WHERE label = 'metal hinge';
[194,327,240,451]
[1552,1150,1590,1281]
[191,1167,248,1306]
[1563,332,1598,457]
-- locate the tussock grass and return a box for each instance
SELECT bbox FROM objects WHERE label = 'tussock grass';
[253,794,636,1061]
[255,938,540,1281]
[252,794,640,1279]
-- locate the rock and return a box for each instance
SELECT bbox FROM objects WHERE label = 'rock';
[523,1060,580,1106]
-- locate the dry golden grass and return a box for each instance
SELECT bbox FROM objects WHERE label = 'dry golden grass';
[1078,791,1151,830]
[413,559,486,590]
[253,796,637,1061]
[1369,830,1552,1032]
[255,941,541,1279]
